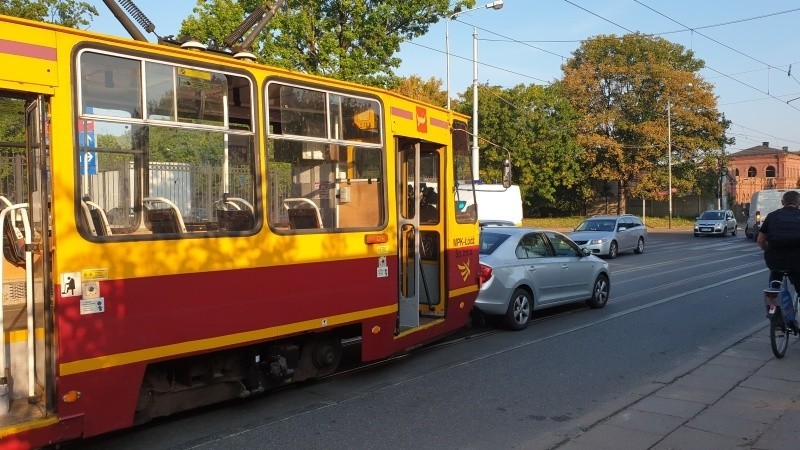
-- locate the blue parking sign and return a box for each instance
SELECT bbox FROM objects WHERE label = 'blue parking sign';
[78,129,97,175]
[79,151,97,175]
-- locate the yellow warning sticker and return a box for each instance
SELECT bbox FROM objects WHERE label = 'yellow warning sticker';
[82,268,108,281]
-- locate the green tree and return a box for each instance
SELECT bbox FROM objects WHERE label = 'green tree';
[389,75,446,106]
[0,0,98,28]
[180,0,475,87]
[457,82,586,216]
[561,33,730,213]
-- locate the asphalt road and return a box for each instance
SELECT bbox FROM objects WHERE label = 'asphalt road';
[80,230,769,449]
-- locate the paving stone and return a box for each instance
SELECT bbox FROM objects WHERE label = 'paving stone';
[708,354,767,370]
[552,440,605,450]
[671,372,739,394]
[718,346,772,363]
[750,402,800,450]
[710,386,790,423]
[757,361,800,383]
[684,410,767,441]
[651,425,748,449]
[654,382,728,405]
[572,423,662,449]
[604,409,685,436]
[690,362,756,381]
[740,374,800,396]
[630,396,706,419]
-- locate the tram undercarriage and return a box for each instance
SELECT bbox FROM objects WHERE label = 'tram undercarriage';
[133,329,351,424]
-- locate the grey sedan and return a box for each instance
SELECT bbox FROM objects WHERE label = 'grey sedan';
[475,227,610,330]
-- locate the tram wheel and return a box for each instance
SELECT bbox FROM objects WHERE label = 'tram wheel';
[297,338,343,380]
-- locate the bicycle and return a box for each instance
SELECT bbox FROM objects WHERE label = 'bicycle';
[764,270,800,358]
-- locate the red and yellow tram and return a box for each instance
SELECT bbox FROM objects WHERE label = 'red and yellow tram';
[0,13,480,448]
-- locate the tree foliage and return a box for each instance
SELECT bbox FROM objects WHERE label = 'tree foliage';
[0,0,98,28]
[390,75,446,106]
[180,0,475,87]
[561,33,731,212]
[457,82,586,215]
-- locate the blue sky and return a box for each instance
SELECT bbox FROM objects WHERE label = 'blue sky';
[85,0,800,154]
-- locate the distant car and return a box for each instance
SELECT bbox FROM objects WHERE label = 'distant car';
[568,214,646,259]
[475,227,610,330]
[694,209,737,237]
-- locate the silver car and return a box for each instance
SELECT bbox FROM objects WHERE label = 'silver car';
[568,214,646,259]
[694,209,737,237]
[475,227,610,330]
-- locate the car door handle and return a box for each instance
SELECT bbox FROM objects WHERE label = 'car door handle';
[527,266,536,271]
[561,264,568,269]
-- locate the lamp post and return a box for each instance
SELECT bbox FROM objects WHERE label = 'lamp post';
[445,0,503,110]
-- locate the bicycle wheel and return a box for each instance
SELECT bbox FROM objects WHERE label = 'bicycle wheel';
[770,318,790,358]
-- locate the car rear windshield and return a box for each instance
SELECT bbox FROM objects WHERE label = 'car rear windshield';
[479,232,511,255]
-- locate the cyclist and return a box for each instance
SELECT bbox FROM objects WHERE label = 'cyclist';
[757,190,800,332]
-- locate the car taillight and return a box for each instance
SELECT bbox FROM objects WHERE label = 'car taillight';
[478,264,493,286]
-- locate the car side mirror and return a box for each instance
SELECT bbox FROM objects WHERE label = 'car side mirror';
[581,248,591,257]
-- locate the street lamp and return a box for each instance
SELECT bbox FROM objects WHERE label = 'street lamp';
[445,1,503,183]
[445,0,503,110]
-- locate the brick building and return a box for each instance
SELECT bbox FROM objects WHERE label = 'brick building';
[728,142,800,207]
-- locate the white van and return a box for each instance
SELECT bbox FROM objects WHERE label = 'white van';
[456,184,523,226]
[745,189,798,239]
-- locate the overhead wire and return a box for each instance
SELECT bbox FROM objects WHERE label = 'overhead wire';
[421,2,800,150]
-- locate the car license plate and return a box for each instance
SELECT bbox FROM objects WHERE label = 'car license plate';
[700,228,712,232]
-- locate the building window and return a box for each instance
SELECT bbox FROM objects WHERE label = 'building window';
[734,168,740,176]
[766,165,776,177]
[747,167,757,177]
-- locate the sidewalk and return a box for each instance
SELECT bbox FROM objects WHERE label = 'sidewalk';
[537,326,800,449]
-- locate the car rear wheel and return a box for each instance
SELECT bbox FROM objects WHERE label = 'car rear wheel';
[503,288,532,331]
[607,241,618,259]
[634,237,644,254]
[586,274,609,309]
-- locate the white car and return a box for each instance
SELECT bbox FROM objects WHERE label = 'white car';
[694,209,737,237]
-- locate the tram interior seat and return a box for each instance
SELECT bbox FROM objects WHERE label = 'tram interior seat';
[80,199,112,236]
[217,209,255,231]
[283,198,322,229]
[144,197,188,234]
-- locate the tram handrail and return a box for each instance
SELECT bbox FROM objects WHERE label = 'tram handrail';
[0,202,31,411]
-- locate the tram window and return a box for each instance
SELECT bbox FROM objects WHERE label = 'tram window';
[268,141,384,231]
[419,152,439,225]
[266,81,385,233]
[76,50,257,239]
[80,52,142,119]
[452,120,476,224]
[329,95,381,144]
[176,68,226,127]
[145,62,174,120]
[271,84,326,138]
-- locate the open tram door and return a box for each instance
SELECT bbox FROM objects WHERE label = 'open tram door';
[0,92,54,428]
[397,139,444,331]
